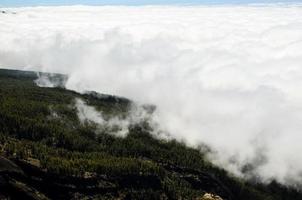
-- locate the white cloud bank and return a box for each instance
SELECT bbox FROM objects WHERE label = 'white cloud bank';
[1,5,302,185]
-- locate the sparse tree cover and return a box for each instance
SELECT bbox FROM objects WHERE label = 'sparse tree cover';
[0,68,301,200]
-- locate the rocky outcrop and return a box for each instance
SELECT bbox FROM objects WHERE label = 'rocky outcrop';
[199,193,223,200]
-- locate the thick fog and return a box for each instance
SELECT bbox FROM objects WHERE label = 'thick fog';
[1,5,302,185]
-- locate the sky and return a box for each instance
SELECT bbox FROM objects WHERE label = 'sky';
[0,0,301,7]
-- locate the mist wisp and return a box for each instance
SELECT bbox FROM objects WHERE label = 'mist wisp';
[1,5,302,186]
[75,98,160,137]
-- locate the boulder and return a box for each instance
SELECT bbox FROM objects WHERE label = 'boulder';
[198,193,224,200]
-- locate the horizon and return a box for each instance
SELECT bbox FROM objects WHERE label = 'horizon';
[1,0,301,7]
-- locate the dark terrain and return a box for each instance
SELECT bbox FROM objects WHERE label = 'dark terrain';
[0,68,301,200]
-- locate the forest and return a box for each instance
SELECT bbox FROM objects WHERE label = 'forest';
[0,68,301,200]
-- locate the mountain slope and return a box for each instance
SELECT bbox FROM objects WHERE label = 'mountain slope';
[0,68,301,200]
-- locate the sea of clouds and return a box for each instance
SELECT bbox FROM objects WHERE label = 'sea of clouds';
[1,4,302,186]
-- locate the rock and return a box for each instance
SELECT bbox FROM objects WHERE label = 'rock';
[0,156,23,175]
[0,175,7,187]
[198,193,224,200]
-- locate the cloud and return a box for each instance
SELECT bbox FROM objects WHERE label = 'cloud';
[1,5,302,185]
[35,72,68,87]
[75,98,160,137]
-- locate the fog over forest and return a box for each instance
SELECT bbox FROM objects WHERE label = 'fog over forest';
[1,5,302,185]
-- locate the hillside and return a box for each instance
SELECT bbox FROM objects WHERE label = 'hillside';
[0,68,301,200]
